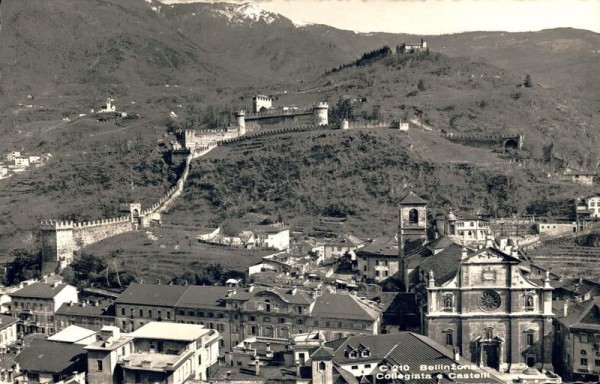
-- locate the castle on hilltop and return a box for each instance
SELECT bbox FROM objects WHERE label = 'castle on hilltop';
[396,39,428,54]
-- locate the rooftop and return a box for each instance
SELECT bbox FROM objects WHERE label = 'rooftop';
[227,286,313,305]
[56,301,115,316]
[356,237,398,257]
[47,325,97,344]
[312,292,380,321]
[131,322,213,342]
[399,191,427,205]
[15,338,86,374]
[10,282,72,299]
[556,297,600,331]
[121,351,191,372]
[175,285,230,310]
[115,283,188,306]
[0,314,18,330]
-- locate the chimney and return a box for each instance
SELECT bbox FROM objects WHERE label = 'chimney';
[227,290,232,297]
[81,302,86,307]
[52,281,59,288]
[461,247,468,261]
[94,301,99,307]
[255,357,260,376]
[564,299,569,317]
[68,301,73,307]
[579,275,583,285]
[453,347,460,362]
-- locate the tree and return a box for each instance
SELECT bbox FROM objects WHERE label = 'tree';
[524,74,533,88]
[3,249,41,285]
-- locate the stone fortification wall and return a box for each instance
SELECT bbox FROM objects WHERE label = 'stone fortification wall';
[244,108,312,120]
[181,129,239,149]
[217,124,332,145]
[345,121,394,129]
[40,217,133,267]
[440,132,523,151]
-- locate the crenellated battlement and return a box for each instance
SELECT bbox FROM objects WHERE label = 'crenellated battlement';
[314,102,328,109]
[40,220,75,230]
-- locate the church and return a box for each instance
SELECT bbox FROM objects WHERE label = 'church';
[397,192,555,373]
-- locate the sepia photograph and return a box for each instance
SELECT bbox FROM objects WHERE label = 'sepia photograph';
[0,0,599,382]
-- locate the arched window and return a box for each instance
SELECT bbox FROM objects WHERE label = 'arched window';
[408,209,419,224]
[318,361,326,371]
[581,350,587,356]
[264,299,271,313]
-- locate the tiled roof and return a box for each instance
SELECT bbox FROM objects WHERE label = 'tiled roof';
[15,339,86,374]
[416,243,467,285]
[333,364,359,384]
[10,282,71,299]
[357,237,398,258]
[311,346,335,360]
[226,286,313,305]
[312,292,380,321]
[557,297,600,331]
[368,292,418,316]
[0,314,18,330]
[381,333,503,383]
[327,333,415,364]
[176,286,230,309]
[115,283,188,306]
[56,302,114,317]
[399,191,427,205]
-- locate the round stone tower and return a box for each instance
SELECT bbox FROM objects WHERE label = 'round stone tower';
[236,110,246,135]
[313,102,328,126]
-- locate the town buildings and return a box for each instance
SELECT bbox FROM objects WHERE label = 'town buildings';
[0,314,18,350]
[436,211,491,244]
[55,300,116,332]
[8,282,78,336]
[85,322,220,384]
[355,237,399,283]
[553,297,600,382]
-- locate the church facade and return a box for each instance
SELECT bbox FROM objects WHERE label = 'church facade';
[424,246,555,373]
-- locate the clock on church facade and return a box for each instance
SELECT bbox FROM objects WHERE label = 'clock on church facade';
[423,246,554,374]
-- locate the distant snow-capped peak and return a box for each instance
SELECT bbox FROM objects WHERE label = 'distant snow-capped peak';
[213,2,280,24]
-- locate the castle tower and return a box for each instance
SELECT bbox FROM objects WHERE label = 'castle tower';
[310,346,335,384]
[40,220,75,270]
[340,119,349,130]
[398,191,428,290]
[421,39,427,49]
[313,102,329,126]
[236,110,246,136]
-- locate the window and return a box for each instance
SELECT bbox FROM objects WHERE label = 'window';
[470,222,474,227]
[408,208,419,224]
[318,361,326,371]
[250,316,256,322]
[148,310,152,318]
[484,328,493,340]
[596,360,600,367]
[97,360,103,371]
[363,266,367,272]
[121,308,125,316]
[338,322,343,328]
[526,333,534,347]
[351,365,359,370]
[263,317,271,323]
[139,309,143,317]
[580,335,589,343]
[314,320,319,326]
[297,319,304,325]
[581,358,588,366]
[264,299,272,312]
[364,364,371,368]
[297,306,304,314]
[251,326,257,335]
[198,355,202,365]
[279,317,285,324]
[167,311,171,320]
[445,331,453,346]
[326,321,331,327]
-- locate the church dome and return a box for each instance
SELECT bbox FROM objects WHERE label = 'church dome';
[447,210,457,221]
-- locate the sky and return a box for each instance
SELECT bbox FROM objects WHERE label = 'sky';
[160,0,600,35]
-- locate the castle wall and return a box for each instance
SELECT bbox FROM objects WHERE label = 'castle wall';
[440,132,523,151]
[72,219,133,250]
